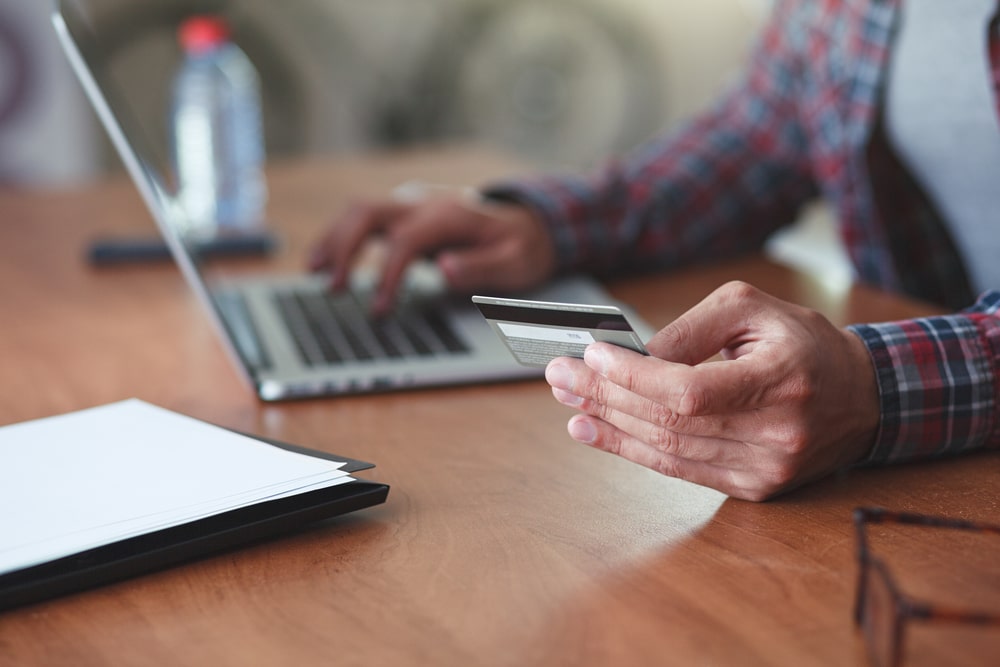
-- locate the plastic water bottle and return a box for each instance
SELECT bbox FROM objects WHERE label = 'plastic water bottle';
[170,15,267,237]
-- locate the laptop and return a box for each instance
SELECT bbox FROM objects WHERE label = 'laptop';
[52,0,653,401]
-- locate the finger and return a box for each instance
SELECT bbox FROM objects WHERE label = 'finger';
[308,204,382,279]
[551,387,750,467]
[307,229,336,271]
[547,357,777,442]
[546,357,727,436]
[437,240,530,292]
[548,377,776,453]
[552,387,768,470]
[566,415,784,501]
[333,202,415,290]
[583,342,784,416]
[564,415,752,496]
[373,203,480,312]
[314,202,411,289]
[645,281,775,364]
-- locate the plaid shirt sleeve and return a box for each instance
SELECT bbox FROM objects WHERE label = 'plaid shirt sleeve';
[483,0,1000,468]
[848,291,1000,464]
[482,0,818,278]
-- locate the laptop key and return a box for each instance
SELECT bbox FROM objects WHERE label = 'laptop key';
[274,288,468,367]
[275,292,333,365]
[423,309,469,353]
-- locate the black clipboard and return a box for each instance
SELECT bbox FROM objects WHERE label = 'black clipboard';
[0,433,388,613]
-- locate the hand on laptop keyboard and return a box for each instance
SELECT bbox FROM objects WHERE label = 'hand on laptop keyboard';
[308,183,556,315]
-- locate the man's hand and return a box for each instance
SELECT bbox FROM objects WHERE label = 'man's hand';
[309,193,556,314]
[544,281,880,501]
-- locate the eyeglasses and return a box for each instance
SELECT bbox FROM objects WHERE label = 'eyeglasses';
[852,507,1000,667]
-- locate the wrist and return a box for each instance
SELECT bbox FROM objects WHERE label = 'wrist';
[842,328,881,465]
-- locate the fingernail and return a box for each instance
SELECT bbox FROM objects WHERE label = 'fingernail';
[583,345,608,375]
[568,418,597,444]
[545,362,574,391]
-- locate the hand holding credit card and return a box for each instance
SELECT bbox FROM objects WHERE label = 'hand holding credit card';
[472,295,649,367]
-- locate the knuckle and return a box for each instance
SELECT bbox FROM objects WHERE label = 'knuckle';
[740,487,773,503]
[787,430,811,454]
[588,375,614,406]
[674,381,710,416]
[649,402,685,431]
[652,454,683,479]
[767,461,799,490]
[748,452,802,499]
[647,425,677,452]
[737,472,787,502]
[718,280,759,304]
[778,367,819,407]
[771,423,811,455]
[792,372,816,400]
[583,398,613,423]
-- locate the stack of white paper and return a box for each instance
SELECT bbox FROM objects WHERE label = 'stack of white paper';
[0,399,353,576]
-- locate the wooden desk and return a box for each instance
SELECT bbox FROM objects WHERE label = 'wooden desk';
[1,153,997,666]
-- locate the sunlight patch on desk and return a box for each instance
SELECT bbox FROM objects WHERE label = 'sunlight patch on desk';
[765,203,854,293]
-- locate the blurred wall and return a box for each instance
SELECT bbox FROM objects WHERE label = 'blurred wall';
[0,0,98,187]
[1,0,772,187]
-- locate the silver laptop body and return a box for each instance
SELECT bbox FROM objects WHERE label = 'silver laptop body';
[53,0,651,401]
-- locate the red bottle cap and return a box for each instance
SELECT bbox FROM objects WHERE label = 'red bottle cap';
[179,15,230,53]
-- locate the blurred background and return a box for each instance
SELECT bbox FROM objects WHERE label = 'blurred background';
[0,0,849,283]
[0,0,775,183]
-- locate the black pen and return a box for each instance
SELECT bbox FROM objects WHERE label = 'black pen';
[87,232,278,266]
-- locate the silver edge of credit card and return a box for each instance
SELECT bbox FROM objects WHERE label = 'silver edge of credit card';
[472,296,649,368]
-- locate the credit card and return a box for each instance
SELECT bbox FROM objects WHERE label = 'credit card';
[472,295,649,368]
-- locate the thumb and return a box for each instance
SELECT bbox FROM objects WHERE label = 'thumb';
[646,281,770,364]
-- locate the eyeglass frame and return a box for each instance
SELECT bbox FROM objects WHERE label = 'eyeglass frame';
[852,506,1000,667]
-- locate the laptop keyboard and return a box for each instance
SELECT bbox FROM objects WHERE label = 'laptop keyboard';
[274,289,469,367]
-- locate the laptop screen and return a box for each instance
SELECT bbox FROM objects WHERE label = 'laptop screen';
[53,0,571,400]
[55,0,215,240]
[53,0,280,380]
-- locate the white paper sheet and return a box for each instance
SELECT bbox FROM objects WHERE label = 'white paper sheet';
[0,399,353,575]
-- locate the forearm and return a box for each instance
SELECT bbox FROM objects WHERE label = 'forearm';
[484,118,814,277]
[482,0,819,277]
[848,290,1000,464]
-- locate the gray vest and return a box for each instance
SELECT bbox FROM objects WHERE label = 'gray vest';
[886,0,1000,295]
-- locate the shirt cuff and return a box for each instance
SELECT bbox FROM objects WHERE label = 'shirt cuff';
[847,307,998,465]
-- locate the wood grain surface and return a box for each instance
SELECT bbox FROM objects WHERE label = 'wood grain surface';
[1,152,997,667]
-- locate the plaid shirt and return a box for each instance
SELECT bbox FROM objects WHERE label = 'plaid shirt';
[485,0,1000,465]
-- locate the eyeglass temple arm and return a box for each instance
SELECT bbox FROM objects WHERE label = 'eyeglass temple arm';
[852,507,1000,625]
[854,507,1000,535]
[906,602,1000,626]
